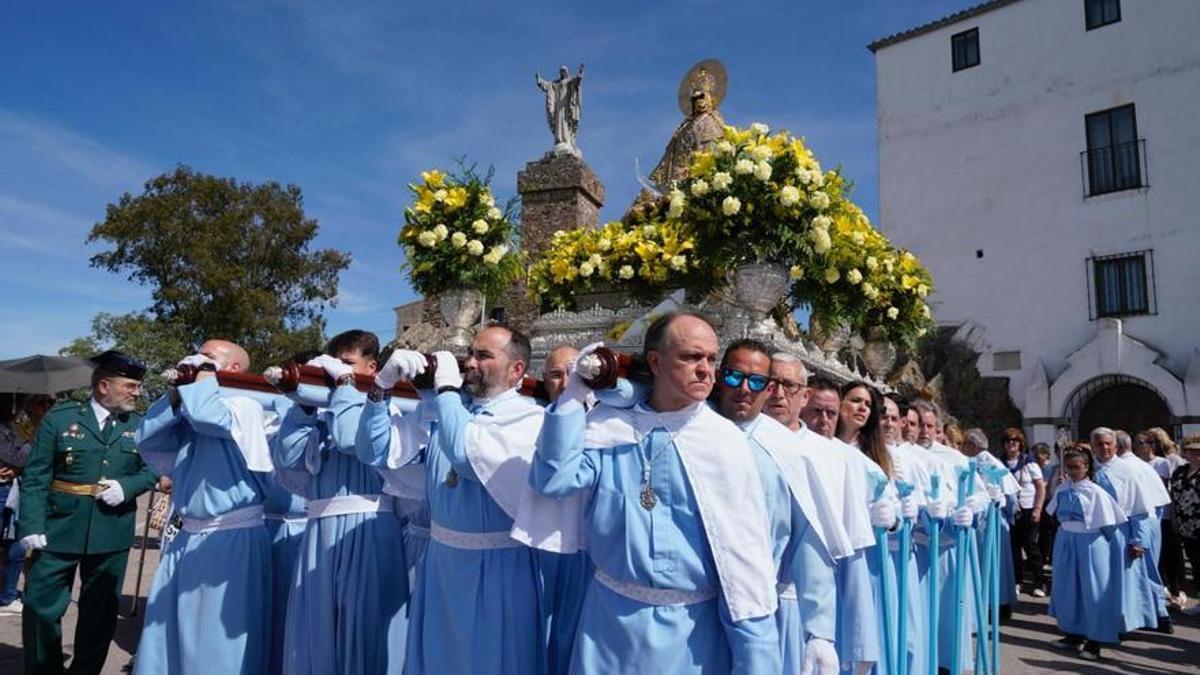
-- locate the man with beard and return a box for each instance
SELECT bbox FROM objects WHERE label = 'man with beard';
[20,351,159,675]
[717,342,839,674]
[356,325,546,674]
[531,313,780,674]
[133,340,273,674]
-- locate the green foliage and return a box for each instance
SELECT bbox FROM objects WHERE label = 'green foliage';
[84,165,348,369]
[59,312,190,405]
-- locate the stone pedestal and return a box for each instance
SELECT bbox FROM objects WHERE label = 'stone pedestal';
[500,153,606,331]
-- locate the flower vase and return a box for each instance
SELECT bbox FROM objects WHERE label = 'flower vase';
[860,326,898,378]
[439,288,485,354]
[730,263,790,340]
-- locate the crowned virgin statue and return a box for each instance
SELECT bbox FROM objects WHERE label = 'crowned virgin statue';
[648,59,728,187]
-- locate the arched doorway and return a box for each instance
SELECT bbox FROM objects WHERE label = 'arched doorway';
[1065,375,1173,439]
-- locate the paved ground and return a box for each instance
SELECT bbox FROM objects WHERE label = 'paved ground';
[1,494,1198,673]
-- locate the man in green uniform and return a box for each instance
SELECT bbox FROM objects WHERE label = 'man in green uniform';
[19,350,160,675]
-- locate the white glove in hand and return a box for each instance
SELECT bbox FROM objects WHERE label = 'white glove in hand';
[967,494,989,513]
[96,479,125,507]
[901,495,919,521]
[307,355,353,382]
[178,353,220,370]
[801,636,838,675]
[374,350,426,389]
[926,499,949,520]
[571,341,607,382]
[432,351,463,390]
[21,534,47,551]
[869,498,898,529]
[952,505,975,527]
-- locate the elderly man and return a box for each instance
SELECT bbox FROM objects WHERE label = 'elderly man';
[20,351,159,675]
[134,340,273,674]
[1092,426,1173,634]
[532,312,780,673]
[542,345,579,404]
[357,325,546,674]
[796,378,886,674]
[717,341,839,673]
[272,330,412,674]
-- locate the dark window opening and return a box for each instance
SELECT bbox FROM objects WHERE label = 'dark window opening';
[1085,0,1121,30]
[1088,250,1154,319]
[1083,104,1143,196]
[951,28,980,72]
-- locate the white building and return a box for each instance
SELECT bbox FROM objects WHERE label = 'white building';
[871,0,1200,446]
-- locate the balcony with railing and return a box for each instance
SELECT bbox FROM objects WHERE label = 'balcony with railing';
[1080,139,1147,197]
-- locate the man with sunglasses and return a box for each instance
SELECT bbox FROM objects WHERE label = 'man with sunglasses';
[20,350,160,675]
[531,312,781,674]
[715,340,840,674]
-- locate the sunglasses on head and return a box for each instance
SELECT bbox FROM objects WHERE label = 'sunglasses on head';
[721,368,772,393]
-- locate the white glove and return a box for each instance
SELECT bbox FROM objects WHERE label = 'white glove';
[571,341,607,383]
[21,533,47,551]
[869,498,897,530]
[306,354,353,382]
[967,493,989,513]
[178,353,220,370]
[901,495,919,521]
[986,483,1004,504]
[926,499,949,520]
[952,505,975,527]
[432,351,463,390]
[801,636,838,675]
[373,349,426,389]
[96,479,125,507]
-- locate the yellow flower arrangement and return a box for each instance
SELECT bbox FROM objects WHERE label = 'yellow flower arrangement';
[400,164,521,296]
[528,218,698,309]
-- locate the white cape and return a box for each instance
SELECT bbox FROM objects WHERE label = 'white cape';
[1047,478,1128,530]
[1099,454,1171,517]
[748,415,856,560]
[221,395,273,472]
[794,427,878,555]
[584,401,778,622]
[458,389,549,523]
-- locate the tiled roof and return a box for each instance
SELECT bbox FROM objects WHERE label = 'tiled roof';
[867,0,1022,52]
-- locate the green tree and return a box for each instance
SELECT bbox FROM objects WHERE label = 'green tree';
[60,313,190,405]
[84,165,350,370]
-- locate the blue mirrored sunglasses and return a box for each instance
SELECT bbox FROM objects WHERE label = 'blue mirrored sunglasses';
[721,369,772,393]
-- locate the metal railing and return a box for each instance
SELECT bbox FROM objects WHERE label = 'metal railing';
[1080,139,1146,197]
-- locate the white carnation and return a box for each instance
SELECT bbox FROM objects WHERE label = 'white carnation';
[779,185,800,207]
[735,159,755,175]
[721,196,742,216]
[712,172,733,190]
[690,179,710,197]
[754,161,772,181]
[466,239,484,256]
[750,122,770,135]
[810,191,831,210]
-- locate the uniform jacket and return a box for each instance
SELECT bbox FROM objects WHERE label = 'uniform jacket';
[19,399,159,554]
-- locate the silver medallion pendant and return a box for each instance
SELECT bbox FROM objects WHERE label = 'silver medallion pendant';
[639,484,658,510]
[445,468,460,488]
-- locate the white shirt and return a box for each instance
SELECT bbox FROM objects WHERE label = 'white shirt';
[1005,458,1043,510]
[91,398,112,430]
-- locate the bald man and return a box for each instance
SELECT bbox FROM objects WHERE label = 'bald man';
[543,346,580,404]
[133,340,275,674]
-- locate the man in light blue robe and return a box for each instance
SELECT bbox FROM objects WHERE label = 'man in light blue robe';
[272,331,414,674]
[800,379,885,674]
[531,313,780,674]
[717,341,839,673]
[133,341,272,675]
[357,325,546,675]
[1091,426,1172,634]
[262,395,308,675]
[910,400,987,671]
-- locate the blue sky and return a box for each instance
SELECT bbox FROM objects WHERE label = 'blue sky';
[0,0,977,358]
